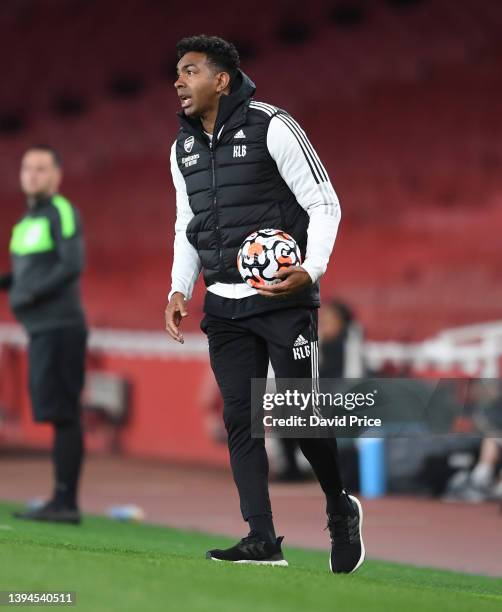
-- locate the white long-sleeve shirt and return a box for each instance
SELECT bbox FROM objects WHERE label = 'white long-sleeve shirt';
[169,108,341,301]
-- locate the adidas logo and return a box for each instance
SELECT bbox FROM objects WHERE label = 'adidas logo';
[234,129,246,139]
[294,334,308,347]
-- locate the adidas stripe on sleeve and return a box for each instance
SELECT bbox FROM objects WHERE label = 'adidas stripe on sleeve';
[255,103,341,284]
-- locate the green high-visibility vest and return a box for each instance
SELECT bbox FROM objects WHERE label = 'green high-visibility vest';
[9,194,76,256]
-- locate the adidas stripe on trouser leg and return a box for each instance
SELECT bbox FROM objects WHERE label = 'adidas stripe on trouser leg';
[201,306,345,521]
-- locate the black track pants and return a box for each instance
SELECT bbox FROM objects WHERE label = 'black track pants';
[201,307,344,520]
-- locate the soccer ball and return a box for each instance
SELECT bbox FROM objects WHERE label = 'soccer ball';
[237,228,302,288]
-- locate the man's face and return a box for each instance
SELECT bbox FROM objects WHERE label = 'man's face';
[20,150,61,198]
[174,52,226,118]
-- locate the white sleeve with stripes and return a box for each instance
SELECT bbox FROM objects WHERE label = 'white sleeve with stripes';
[168,141,202,301]
[265,113,341,283]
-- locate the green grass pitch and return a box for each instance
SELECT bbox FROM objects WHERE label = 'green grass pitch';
[0,501,500,612]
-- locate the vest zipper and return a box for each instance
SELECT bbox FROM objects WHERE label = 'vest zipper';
[210,143,224,272]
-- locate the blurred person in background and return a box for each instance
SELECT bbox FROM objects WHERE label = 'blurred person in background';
[318,299,364,379]
[319,299,365,491]
[443,437,502,502]
[0,146,87,524]
[443,384,502,502]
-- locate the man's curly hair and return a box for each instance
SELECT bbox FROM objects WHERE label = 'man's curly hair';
[176,35,240,81]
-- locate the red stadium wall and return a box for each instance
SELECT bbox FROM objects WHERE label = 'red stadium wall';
[0,344,228,467]
[2,316,502,459]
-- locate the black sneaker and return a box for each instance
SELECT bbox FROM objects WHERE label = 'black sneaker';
[327,494,365,573]
[206,533,288,566]
[12,500,81,525]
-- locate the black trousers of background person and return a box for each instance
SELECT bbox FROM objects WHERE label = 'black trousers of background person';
[28,325,87,508]
[201,307,344,521]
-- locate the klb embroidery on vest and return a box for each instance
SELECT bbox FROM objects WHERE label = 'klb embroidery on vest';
[233,144,247,158]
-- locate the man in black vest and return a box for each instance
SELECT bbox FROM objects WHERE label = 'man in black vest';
[165,35,365,572]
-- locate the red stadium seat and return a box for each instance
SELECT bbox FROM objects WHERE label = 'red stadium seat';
[1,0,501,339]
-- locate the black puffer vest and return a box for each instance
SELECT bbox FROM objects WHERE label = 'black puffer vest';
[175,70,320,318]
